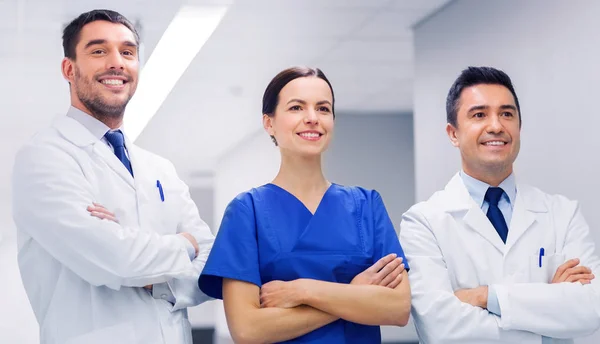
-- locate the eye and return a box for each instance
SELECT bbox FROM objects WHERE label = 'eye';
[318,106,331,113]
[91,49,105,55]
[289,105,301,111]
[473,112,485,118]
[501,111,513,117]
[122,50,134,56]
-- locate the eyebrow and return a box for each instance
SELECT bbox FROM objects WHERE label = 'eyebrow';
[286,99,332,106]
[84,39,138,49]
[467,104,517,112]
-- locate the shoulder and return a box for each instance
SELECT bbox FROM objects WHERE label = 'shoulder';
[330,184,386,208]
[518,183,579,216]
[14,126,76,170]
[226,185,275,213]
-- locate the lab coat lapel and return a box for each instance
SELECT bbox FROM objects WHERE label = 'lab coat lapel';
[54,115,135,189]
[444,174,505,254]
[505,184,547,253]
[92,143,135,189]
[124,135,154,211]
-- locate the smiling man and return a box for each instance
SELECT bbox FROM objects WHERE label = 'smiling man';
[12,10,214,344]
[400,66,600,343]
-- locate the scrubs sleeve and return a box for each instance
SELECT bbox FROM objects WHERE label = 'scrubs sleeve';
[372,190,410,271]
[198,196,261,299]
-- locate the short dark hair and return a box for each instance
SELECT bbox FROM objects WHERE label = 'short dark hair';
[446,66,521,127]
[62,9,139,60]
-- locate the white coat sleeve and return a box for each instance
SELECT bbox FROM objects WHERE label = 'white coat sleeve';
[157,162,215,311]
[12,142,197,290]
[494,199,600,338]
[400,204,540,344]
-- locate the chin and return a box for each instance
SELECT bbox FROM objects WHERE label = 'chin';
[297,148,325,158]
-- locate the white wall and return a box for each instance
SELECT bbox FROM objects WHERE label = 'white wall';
[212,114,417,342]
[0,194,39,344]
[414,1,600,343]
[212,127,281,341]
[324,114,415,228]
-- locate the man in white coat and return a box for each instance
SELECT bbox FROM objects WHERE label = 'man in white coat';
[11,10,214,344]
[400,66,600,343]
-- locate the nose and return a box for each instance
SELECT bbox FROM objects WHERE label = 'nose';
[304,108,319,124]
[487,113,504,134]
[106,50,125,70]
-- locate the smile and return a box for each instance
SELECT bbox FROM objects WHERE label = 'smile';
[482,141,507,146]
[100,79,124,85]
[297,132,323,141]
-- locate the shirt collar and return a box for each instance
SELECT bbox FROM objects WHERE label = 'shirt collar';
[460,170,517,208]
[66,106,124,140]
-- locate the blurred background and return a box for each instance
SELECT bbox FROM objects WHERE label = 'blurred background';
[1,0,599,343]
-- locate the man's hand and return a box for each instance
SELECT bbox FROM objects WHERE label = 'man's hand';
[260,280,305,309]
[454,286,488,309]
[87,202,118,223]
[552,258,595,284]
[351,253,405,288]
[179,232,199,258]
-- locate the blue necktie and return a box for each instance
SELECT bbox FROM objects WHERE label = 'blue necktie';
[485,187,508,243]
[104,130,133,176]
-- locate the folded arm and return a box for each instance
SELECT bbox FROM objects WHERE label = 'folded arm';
[12,144,196,290]
[492,201,600,338]
[293,272,410,326]
[400,206,540,343]
[223,279,338,344]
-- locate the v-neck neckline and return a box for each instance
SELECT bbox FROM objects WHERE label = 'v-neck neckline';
[266,183,335,216]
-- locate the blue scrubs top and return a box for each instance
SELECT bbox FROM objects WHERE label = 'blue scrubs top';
[198,183,409,343]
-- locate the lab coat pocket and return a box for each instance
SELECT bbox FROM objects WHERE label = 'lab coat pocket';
[529,253,565,283]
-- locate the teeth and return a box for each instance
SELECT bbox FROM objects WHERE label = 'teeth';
[101,79,124,85]
[484,141,505,146]
[299,132,320,139]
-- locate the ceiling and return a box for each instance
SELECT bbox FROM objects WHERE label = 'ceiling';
[0,0,449,237]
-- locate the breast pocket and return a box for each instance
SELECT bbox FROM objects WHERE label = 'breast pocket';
[137,176,182,234]
[333,255,373,284]
[529,253,565,283]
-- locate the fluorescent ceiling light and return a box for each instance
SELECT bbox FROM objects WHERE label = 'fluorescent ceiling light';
[125,5,229,141]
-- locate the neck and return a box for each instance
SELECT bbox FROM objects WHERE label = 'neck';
[463,163,513,187]
[272,152,329,195]
[71,100,123,130]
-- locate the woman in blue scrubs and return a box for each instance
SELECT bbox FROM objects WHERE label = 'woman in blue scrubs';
[198,67,411,343]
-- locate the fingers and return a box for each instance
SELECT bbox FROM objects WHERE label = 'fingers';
[87,203,119,223]
[385,266,405,289]
[566,273,595,283]
[89,210,119,223]
[180,233,199,257]
[558,265,591,283]
[369,253,397,273]
[379,259,404,285]
[553,258,580,282]
[376,257,402,284]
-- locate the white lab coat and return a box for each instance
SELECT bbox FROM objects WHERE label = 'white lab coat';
[12,114,214,344]
[400,173,600,344]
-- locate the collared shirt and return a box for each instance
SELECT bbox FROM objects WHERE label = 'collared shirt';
[460,170,517,226]
[66,106,130,158]
[65,106,196,290]
[460,171,513,321]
